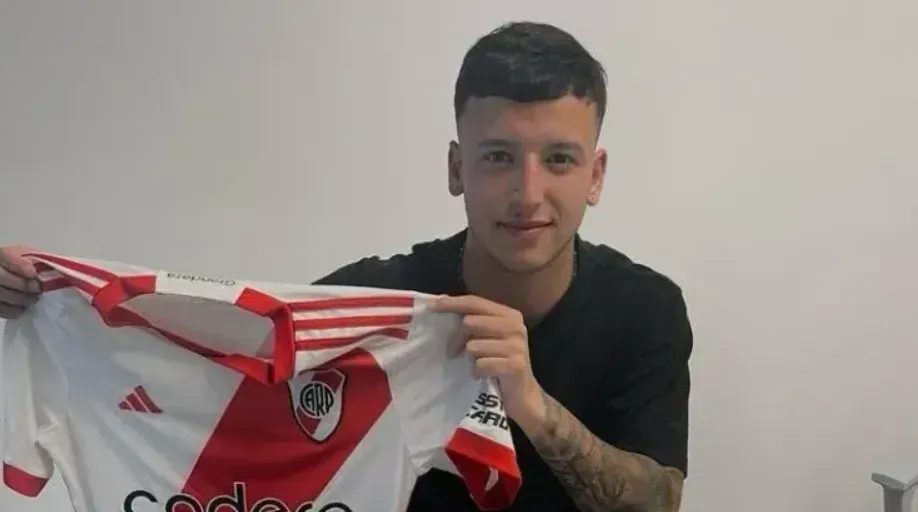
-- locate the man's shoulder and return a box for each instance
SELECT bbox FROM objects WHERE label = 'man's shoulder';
[312,252,413,289]
[579,239,693,375]
[578,238,685,305]
[312,232,462,294]
[576,238,691,355]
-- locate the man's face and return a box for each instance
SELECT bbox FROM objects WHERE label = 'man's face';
[449,94,607,273]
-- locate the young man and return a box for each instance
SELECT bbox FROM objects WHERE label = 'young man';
[0,21,692,512]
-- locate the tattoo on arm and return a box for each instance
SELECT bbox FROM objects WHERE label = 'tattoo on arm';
[530,390,684,512]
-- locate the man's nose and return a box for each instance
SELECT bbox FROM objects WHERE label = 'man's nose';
[511,155,546,210]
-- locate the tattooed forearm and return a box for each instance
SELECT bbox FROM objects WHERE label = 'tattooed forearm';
[529,391,684,512]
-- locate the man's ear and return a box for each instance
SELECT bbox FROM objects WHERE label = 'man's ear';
[587,148,608,206]
[448,141,463,197]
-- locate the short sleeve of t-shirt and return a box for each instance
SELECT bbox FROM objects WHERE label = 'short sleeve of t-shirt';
[594,281,692,476]
[1,316,66,497]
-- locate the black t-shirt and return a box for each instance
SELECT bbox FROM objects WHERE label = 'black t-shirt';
[314,230,693,511]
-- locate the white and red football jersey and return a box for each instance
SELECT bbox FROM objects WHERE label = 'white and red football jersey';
[1,253,520,512]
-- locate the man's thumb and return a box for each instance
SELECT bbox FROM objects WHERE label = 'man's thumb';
[0,246,39,279]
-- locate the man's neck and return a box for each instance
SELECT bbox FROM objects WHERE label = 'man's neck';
[460,233,576,320]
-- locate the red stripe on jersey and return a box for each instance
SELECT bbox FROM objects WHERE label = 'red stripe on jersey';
[38,276,75,293]
[178,349,391,508]
[36,271,96,296]
[288,295,415,312]
[91,274,157,315]
[30,253,118,282]
[32,261,52,272]
[294,314,413,331]
[294,326,411,351]
[2,463,49,498]
[446,428,522,510]
[236,287,295,382]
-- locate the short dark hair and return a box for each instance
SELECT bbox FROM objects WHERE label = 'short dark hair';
[453,21,607,126]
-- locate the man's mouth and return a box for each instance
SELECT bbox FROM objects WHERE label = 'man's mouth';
[498,221,552,232]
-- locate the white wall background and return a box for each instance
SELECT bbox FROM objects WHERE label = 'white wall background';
[1,1,917,511]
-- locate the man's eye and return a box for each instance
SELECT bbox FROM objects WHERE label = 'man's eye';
[484,151,514,164]
[546,153,576,166]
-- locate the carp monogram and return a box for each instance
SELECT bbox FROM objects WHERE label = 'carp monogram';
[287,368,347,442]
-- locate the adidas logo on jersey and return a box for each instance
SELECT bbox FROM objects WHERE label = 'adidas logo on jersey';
[122,483,353,512]
[118,386,162,414]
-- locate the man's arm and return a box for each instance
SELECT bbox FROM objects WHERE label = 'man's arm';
[515,280,692,512]
[517,390,684,512]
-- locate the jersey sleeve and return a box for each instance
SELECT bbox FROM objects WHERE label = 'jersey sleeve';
[441,377,520,510]
[389,309,521,511]
[1,317,63,497]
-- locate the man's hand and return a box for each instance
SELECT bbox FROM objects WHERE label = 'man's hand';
[430,294,545,424]
[0,246,41,319]
[432,293,685,512]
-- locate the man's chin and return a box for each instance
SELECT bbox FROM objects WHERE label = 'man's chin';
[493,250,555,275]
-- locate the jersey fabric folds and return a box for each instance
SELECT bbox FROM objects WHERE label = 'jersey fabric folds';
[1,253,520,512]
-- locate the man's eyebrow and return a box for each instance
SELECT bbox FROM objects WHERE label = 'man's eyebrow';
[545,141,584,153]
[475,139,585,154]
[477,138,516,148]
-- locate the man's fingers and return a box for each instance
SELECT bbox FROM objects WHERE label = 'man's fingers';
[0,286,38,308]
[432,294,511,317]
[462,314,516,338]
[0,302,27,320]
[0,274,40,295]
[465,338,509,358]
[473,357,511,379]
[0,247,39,280]
[430,295,485,314]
